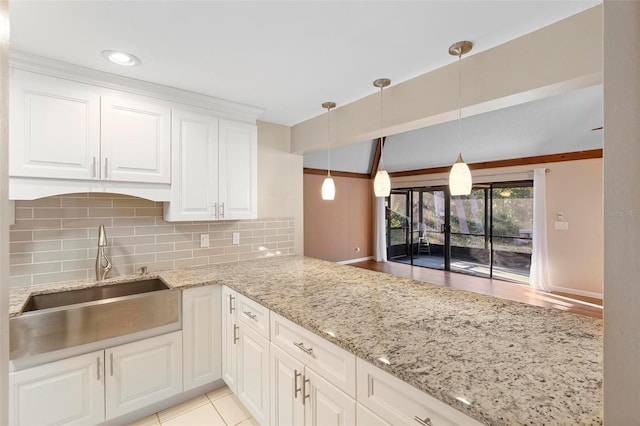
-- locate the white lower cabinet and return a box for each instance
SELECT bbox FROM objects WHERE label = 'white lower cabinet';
[222,286,270,424]
[9,350,105,426]
[356,403,390,426]
[183,285,222,391]
[9,332,183,425]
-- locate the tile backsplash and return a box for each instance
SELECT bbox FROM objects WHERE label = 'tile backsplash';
[9,193,295,288]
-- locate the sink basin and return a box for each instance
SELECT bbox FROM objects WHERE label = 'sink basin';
[10,278,180,360]
[22,278,170,312]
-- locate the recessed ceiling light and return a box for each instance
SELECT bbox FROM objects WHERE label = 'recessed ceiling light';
[101,50,141,67]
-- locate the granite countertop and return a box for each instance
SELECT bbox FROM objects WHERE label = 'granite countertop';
[9,255,603,425]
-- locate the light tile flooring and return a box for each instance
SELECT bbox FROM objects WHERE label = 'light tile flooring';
[127,386,259,426]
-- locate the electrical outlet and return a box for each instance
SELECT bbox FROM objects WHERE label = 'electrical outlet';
[200,234,209,248]
[232,232,240,245]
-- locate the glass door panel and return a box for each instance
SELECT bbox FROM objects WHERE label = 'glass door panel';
[450,188,490,278]
[387,190,411,261]
[413,189,446,270]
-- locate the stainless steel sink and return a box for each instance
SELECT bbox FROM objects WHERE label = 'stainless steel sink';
[10,278,180,360]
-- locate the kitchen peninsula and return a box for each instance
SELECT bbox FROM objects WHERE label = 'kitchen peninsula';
[9,256,603,425]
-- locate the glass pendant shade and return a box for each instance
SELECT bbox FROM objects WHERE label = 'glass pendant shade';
[321,176,335,200]
[449,153,472,196]
[374,169,391,197]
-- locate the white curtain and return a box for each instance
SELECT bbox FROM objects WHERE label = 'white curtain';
[374,197,387,262]
[530,168,552,292]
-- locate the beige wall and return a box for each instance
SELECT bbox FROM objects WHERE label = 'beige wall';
[303,174,373,263]
[393,158,603,297]
[257,121,303,255]
[603,1,640,422]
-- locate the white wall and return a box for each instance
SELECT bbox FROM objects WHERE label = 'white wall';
[393,158,603,297]
[257,121,303,255]
[603,1,640,422]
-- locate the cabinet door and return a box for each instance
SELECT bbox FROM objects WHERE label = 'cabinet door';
[356,403,390,426]
[10,69,100,180]
[101,95,171,183]
[304,368,356,426]
[9,350,104,426]
[105,331,182,419]
[237,324,270,425]
[164,109,219,221]
[218,119,257,220]
[221,286,238,392]
[270,343,305,426]
[183,285,222,391]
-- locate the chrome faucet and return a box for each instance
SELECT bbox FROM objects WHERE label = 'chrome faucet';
[95,224,112,280]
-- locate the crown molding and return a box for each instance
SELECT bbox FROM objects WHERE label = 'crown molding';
[9,50,264,123]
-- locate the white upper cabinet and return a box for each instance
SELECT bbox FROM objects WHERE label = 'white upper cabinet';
[101,95,171,183]
[10,69,100,180]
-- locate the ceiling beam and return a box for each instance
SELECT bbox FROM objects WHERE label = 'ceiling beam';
[303,168,370,180]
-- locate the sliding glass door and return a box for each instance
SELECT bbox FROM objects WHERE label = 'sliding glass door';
[387,181,533,283]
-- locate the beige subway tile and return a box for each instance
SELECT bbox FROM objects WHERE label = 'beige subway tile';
[114,217,155,227]
[289,234,295,241]
[224,230,252,239]
[157,233,193,243]
[34,228,88,241]
[209,253,239,265]
[11,262,61,276]
[174,241,200,251]
[224,245,252,255]
[193,247,225,257]
[15,208,33,219]
[209,223,239,232]
[10,231,33,242]
[239,250,283,261]
[288,248,296,255]
[63,239,94,249]
[135,243,174,254]
[240,236,266,245]
[34,249,88,263]
[278,241,295,249]
[265,235,289,243]
[252,229,278,237]
[278,216,294,221]
[33,208,87,219]
[33,270,89,286]
[106,227,136,237]
[111,253,155,266]
[138,261,175,273]
[238,222,266,230]
[209,231,225,240]
[9,275,32,288]
[156,250,193,261]
[20,198,62,208]
[175,224,209,233]
[89,207,135,218]
[135,225,174,236]
[257,217,278,222]
[111,235,155,246]
[278,228,294,235]
[10,253,32,265]
[266,221,290,229]
[175,257,208,268]
[62,259,95,271]
[63,218,112,229]
[253,243,277,252]
[61,197,112,208]
[105,245,134,258]
[110,264,135,277]
[11,240,61,254]
[211,238,232,248]
[288,221,295,227]
[11,219,62,230]
[114,198,157,208]
[135,207,163,217]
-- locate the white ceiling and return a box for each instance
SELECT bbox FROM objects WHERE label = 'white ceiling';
[9,0,600,126]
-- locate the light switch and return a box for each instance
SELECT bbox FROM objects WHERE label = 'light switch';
[554,221,569,230]
[232,232,240,245]
[200,234,209,248]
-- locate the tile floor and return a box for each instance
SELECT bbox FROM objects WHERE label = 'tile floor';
[127,386,259,426]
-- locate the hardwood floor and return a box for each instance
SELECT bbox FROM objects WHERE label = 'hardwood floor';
[349,260,603,319]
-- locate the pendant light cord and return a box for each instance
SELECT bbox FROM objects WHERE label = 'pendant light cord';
[379,85,384,170]
[457,51,462,156]
[327,106,331,176]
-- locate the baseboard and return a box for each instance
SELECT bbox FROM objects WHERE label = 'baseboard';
[337,256,373,265]
[552,286,603,300]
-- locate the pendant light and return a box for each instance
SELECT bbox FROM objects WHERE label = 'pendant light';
[321,101,336,200]
[448,41,473,196]
[373,78,391,197]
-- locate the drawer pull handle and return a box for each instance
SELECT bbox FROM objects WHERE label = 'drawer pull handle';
[110,353,114,377]
[414,416,432,426]
[244,311,257,321]
[91,157,97,178]
[97,356,101,381]
[220,202,225,218]
[214,202,218,219]
[229,294,235,314]
[233,324,239,344]
[104,158,109,179]
[302,375,310,405]
[294,342,315,357]
[294,369,302,399]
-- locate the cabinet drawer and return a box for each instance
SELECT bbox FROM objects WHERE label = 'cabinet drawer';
[236,293,270,339]
[271,312,356,397]
[356,359,482,426]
